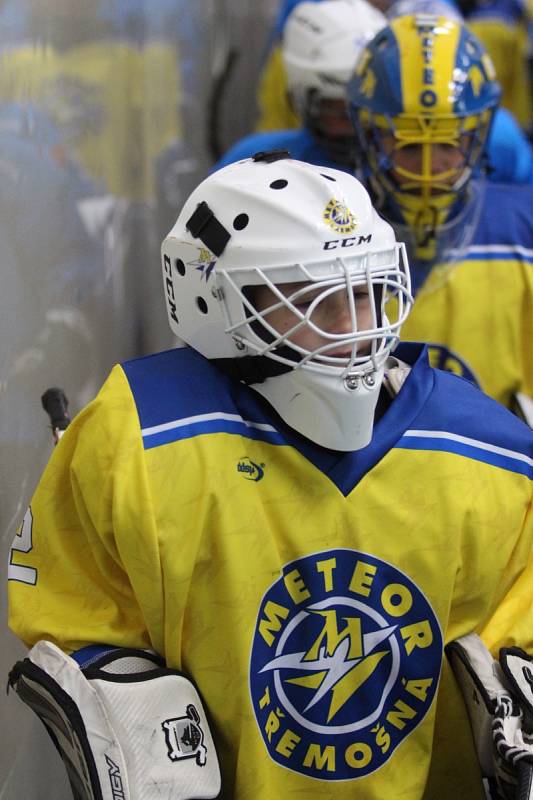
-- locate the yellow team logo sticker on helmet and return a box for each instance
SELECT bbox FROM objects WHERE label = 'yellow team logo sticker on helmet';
[323,199,358,234]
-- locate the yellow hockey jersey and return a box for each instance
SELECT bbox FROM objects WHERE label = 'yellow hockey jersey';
[467,9,531,129]
[402,182,533,409]
[8,343,533,799]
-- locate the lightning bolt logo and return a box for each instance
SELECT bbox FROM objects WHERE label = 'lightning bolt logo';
[261,609,396,723]
[249,549,443,781]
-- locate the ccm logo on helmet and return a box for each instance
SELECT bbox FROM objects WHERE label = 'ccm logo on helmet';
[324,234,372,251]
[163,254,179,324]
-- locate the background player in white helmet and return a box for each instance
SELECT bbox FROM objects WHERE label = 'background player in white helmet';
[248,0,533,184]
[347,13,533,414]
[8,154,533,800]
[214,0,387,172]
[255,0,368,131]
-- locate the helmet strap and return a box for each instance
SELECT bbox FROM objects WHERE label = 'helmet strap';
[212,355,293,385]
[186,201,231,257]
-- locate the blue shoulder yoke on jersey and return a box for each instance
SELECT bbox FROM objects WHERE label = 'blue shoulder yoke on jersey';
[394,343,533,481]
[122,345,532,495]
[122,347,286,450]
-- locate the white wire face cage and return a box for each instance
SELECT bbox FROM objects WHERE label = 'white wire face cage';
[217,244,412,381]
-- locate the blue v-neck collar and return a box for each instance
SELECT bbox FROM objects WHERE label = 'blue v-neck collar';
[241,343,435,496]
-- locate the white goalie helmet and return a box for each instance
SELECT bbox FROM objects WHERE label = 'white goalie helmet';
[282,0,387,113]
[161,155,412,450]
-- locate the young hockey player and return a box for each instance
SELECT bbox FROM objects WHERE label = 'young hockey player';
[216,0,387,173]
[8,155,533,800]
[347,13,533,413]
[244,0,533,185]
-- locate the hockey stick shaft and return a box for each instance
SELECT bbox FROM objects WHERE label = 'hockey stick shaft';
[41,387,71,444]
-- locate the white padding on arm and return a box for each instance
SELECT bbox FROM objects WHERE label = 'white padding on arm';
[11,640,221,800]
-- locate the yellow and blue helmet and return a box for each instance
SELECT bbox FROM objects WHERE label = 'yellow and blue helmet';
[347,14,501,264]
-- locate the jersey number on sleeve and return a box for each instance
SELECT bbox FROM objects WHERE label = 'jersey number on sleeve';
[8,507,38,585]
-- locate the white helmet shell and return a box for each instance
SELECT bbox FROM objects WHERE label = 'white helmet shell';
[282,0,387,114]
[161,156,412,450]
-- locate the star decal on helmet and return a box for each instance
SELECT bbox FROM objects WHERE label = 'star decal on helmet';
[189,248,217,282]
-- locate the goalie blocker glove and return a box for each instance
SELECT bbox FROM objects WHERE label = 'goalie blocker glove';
[446,633,533,800]
[8,640,221,800]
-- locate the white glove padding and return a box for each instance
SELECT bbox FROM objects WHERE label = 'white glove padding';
[446,634,533,800]
[8,640,221,800]
[500,648,533,725]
